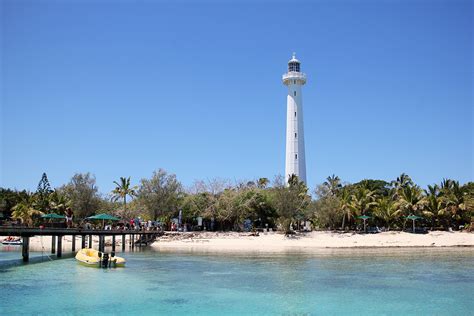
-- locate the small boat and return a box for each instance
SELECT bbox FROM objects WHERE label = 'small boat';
[75,248,126,268]
[2,237,22,245]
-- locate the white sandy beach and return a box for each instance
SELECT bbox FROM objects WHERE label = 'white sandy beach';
[150,231,474,252]
[2,231,473,253]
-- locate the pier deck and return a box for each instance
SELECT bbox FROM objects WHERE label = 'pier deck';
[0,227,163,262]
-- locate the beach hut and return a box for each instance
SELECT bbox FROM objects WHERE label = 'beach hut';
[406,215,422,233]
[357,215,371,233]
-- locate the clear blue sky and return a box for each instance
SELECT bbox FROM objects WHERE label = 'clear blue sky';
[1,0,472,194]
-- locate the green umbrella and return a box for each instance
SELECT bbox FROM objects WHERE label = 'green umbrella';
[406,215,422,233]
[87,213,120,229]
[41,213,66,219]
[87,213,120,221]
[357,215,371,233]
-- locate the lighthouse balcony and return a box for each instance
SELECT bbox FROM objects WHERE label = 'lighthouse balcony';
[282,72,306,84]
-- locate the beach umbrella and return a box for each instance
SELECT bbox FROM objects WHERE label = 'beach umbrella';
[357,215,371,233]
[87,213,120,228]
[41,213,66,219]
[406,215,422,233]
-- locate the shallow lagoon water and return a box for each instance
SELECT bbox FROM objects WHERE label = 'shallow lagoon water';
[1,248,473,315]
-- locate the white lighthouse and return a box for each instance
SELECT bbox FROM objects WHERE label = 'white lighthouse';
[283,53,307,184]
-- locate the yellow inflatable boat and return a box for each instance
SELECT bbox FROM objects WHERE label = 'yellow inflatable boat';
[75,248,126,267]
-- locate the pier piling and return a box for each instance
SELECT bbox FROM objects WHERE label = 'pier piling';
[122,234,126,251]
[51,235,56,254]
[81,235,86,248]
[22,236,30,262]
[57,236,63,258]
[112,235,116,252]
[72,235,76,252]
[88,235,92,248]
[98,235,104,252]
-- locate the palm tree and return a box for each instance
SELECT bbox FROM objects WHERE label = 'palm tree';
[287,174,299,187]
[12,194,43,227]
[391,173,413,190]
[111,177,137,216]
[374,196,401,230]
[323,174,342,196]
[49,191,71,215]
[423,184,442,229]
[439,180,466,230]
[339,188,353,230]
[349,187,377,232]
[350,187,377,216]
[257,178,269,189]
[395,185,426,230]
[439,178,453,192]
[391,173,414,199]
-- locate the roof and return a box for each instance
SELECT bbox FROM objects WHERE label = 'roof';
[288,52,300,63]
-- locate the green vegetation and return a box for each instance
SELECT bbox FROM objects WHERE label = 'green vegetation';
[57,173,102,219]
[1,171,472,232]
[313,174,473,231]
[111,177,138,219]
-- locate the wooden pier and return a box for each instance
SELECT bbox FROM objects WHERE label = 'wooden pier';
[0,228,163,262]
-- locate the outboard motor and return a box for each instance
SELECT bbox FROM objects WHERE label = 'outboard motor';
[110,252,116,267]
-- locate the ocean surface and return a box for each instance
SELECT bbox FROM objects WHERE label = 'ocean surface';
[1,246,473,315]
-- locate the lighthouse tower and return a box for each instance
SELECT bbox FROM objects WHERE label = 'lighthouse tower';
[283,53,307,184]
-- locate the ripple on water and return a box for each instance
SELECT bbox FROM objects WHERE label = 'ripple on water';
[0,249,473,315]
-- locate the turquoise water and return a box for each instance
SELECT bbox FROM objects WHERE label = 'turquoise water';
[1,248,473,315]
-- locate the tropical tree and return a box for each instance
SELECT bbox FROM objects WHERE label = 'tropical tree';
[353,179,390,196]
[35,172,53,213]
[462,182,474,230]
[349,186,377,217]
[0,189,30,220]
[373,196,401,230]
[439,179,466,229]
[181,192,215,220]
[339,188,354,230]
[270,175,311,234]
[58,173,102,219]
[244,188,276,228]
[312,194,342,229]
[422,184,443,229]
[137,169,183,221]
[111,177,137,217]
[391,173,414,191]
[323,174,342,196]
[49,190,71,215]
[395,185,426,230]
[257,177,270,189]
[215,189,242,230]
[12,194,42,227]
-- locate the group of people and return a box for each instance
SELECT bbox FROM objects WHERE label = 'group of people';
[125,218,161,231]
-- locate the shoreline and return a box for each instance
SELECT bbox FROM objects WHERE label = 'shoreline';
[1,231,473,253]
